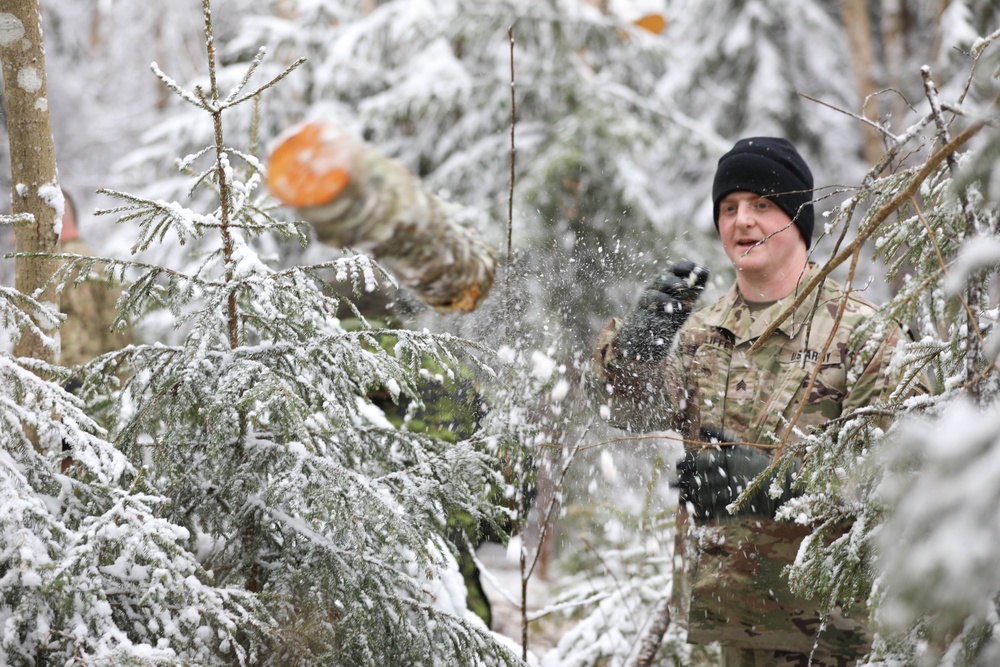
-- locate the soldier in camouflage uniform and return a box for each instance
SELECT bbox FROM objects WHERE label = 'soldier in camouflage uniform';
[357,317,494,627]
[268,120,502,625]
[592,138,904,666]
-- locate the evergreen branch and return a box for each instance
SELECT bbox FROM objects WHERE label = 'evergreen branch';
[101,183,290,242]
[113,347,183,446]
[398,597,524,666]
[222,46,268,107]
[0,354,97,435]
[260,453,443,569]
[176,145,214,173]
[231,202,305,242]
[906,195,991,374]
[224,55,307,110]
[96,189,214,252]
[272,258,377,282]
[0,284,59,348]
[785,499,871,608]
[89,256,195,286]
[178,162,219,197]
[224,147,267,177]
[0,211,35,226]
[150,61,209,110]
[922,66,988,399]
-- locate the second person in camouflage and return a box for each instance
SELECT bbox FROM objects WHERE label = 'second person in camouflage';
[592,138,907,666]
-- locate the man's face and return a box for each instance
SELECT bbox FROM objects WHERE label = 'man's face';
[717,191,804,276]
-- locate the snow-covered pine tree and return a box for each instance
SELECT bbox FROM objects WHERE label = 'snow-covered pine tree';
[0,220,267,664]
[176,4,728,657]
[1,3,267,663]
[0,328,267,663]
[763,28,1000,667]
[52,1,524,664]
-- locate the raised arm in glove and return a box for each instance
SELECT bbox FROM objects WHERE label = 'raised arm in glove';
[590,260,709,431]
[615,260,709,362]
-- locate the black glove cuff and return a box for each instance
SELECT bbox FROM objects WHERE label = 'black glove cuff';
[676,438,799,522]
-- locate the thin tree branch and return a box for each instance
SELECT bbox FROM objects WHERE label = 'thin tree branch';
[525,429,585,581]
[505,25,516,348]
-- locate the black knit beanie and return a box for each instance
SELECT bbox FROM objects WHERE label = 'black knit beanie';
[712,137,815,249]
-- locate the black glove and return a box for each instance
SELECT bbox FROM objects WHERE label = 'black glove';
[616,260,709,362]
[677,427,800,523]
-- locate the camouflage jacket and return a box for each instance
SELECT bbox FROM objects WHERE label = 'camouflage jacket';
[593,263,903,655]
[59,239,132,369]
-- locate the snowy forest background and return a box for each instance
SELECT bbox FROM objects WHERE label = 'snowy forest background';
[1,0,999,665]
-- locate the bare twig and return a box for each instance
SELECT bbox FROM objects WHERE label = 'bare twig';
[525,429,585,581]
[520,539,528,662]
[504,27,530,660]
[799,92,895,142]
[506,26,516,347]
[736,246,865,505]
[782,249,861,455]
[224,54,306,109]
[958,28,1000,106]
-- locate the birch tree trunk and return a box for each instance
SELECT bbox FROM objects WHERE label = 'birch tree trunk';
[0,1,61,363]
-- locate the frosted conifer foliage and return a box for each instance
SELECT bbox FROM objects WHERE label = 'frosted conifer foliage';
[51,2,524,664]
[0,287,264,663]
[763,32,1000,666]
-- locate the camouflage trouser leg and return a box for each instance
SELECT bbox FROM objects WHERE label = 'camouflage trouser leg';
[720,646,861,667]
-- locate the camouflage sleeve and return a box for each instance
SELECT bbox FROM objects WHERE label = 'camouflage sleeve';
[267,121,495,314]
[60,276,103,368]
[589,316,685,432]
[60,270,131,369]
